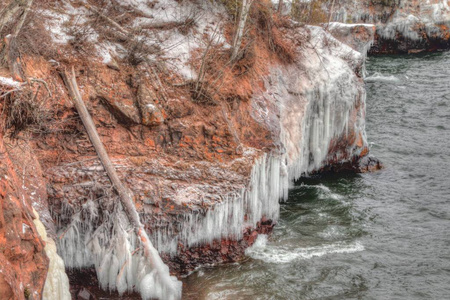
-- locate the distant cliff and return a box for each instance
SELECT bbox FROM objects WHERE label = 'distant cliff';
[328,0,450,53]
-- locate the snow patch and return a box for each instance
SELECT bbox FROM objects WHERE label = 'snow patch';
[0,76,22,88]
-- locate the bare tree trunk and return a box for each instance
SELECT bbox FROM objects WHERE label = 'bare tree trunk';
[12,0,32,36]
[277,0,283,13]
[328,0,336,24]
[231,0,253,61]
[59,67,181,299]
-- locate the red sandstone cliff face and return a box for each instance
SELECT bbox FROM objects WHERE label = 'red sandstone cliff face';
[0,132,49,300]
[0,0,376,298]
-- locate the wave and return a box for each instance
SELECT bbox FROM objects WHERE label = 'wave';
[245,235,364,264]
[292,184,343,200]
[315,184,343,200]
[365,72,401,83]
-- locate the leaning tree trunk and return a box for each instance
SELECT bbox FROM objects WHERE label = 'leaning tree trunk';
[231,0,253,61]
[59,67,182,299]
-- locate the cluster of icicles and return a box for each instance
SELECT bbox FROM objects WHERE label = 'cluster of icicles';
[56,154,289,299]
[57,199,181,299]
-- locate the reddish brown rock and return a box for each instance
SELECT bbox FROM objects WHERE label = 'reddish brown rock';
[137,84,165,126]
[0,133,49,300]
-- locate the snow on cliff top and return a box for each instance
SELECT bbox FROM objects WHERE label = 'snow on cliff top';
[40,0,229,80]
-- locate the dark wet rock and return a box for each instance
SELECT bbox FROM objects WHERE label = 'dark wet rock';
[357,155,383,172]
[98,93,141,126]
[164,219,275,275]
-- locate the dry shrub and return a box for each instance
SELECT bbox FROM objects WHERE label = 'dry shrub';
[217,0,241,21]
[1,87,49,137]
[188,42,226,105]
[124,35,161,66]
[15,10,59,60]
[65,19,97,55]
[248,0,297,63]
[188,80,218,105]
[188,0,299,106]
[269,26,297,63]
[291,0,328,25]
[232,39,256,75]
[370,0,400,7]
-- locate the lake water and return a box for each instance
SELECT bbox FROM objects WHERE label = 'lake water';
[182,52,450,299]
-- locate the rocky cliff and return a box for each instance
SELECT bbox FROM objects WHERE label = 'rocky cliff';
[1,0,380,299]
[328,0,450,53]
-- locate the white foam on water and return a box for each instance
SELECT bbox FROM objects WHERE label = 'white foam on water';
[246,239,364,264]
[245,234,268,254]
[318,225,347,239]
[293,184,344,200]
[365,72,400,83]
[316,185,344,201]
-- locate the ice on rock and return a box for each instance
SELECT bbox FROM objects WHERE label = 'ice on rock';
[33,208,71,300]
[378,14,422,41]
[56,199,181,299]
[56,153,288,266]
[154,154,287,252]
[277,26,367,180]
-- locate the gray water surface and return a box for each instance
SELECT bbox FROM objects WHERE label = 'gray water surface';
[182,52,450,299]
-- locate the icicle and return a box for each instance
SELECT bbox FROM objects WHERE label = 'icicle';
[33,208,71,300]
[277,26,368,180]
[55,198,182,299]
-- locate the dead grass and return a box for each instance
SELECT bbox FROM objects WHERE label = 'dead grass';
[2,1,60,61]
[0,86,49,137]
[185,0,302,106]
[250,1,298,63]
[291,0,328,25]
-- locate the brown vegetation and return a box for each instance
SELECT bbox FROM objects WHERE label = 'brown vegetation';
[187,0,299,107]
